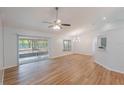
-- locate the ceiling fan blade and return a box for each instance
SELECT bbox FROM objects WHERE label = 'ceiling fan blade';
[42,21,53,24]
[61,24,71,26]
[48,25,54,28]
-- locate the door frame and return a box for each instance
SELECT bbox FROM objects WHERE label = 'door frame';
[17,34,50,65]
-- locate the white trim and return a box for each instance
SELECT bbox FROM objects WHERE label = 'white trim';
[73,52,92,56]
[1,69,4,85]
[1,15,5,85]
[95,59,124,74]
[50,53,73,59]
[17,34,50,40]
[17,34,19,66]
[17,35,50,65]
[50,52,91,59]
[3,65,18,70]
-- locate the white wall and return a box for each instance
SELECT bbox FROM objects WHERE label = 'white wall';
[94,26,124,73]
[0,18,3,70]
[4,22,124,73]
[4,27,51,68]
[65,26,96,55]
[0,17,3,84]
[4,20,124,73]
[4,27,17,68]
[72,18,124,73]
[3,27,73,68]
[69,12,124,73]
[72,25,124,73]
[72,31,94,55]
[49,35,73,58]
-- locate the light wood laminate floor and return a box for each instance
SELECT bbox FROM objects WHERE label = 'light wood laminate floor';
[4,54,124,85]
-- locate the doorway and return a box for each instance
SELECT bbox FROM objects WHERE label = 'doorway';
[18,35,49,65]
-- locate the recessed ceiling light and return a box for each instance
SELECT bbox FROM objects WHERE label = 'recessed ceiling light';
[103,17,107,20]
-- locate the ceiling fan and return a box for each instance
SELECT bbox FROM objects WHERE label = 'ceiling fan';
[42,7,71,30]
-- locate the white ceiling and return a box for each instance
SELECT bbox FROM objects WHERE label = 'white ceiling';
[0,7,123,34]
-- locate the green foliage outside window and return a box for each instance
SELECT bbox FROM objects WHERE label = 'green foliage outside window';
[19,38,48,50]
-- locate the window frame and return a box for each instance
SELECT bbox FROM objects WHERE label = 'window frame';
[63,40,72,51]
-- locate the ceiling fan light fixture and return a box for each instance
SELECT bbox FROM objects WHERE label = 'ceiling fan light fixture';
[42,7,71,30]
[53,25,61,30]
[56,19,61,23]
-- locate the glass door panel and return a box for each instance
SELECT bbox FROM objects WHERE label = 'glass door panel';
[18,36,49,65]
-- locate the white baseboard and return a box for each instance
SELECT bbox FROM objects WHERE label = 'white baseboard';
[73,52,92,56]
[50,53,92,59]
[50,53,73,59]
[3,64,18,70]
[95,59,124,74]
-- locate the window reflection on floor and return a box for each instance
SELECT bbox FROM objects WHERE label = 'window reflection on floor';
[19,54,49,65]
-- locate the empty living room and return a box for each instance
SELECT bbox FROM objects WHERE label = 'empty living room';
[1,6,124,86]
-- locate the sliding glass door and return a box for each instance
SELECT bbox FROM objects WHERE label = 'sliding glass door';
[18,36,49,65]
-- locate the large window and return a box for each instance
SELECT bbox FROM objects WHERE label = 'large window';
[19,38,48,51]
[63,40,71,51]
[18,37,49,65]
[19,39,32,49]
